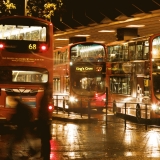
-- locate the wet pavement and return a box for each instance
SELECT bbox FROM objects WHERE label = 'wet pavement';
[1,111,160,159]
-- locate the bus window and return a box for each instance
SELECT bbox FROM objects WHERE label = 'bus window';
[40,27,46,41]
[19,33,24,40]
[129,44,136,60]
[123,43,128,60]
[31,30,39,41]
[136,44,143,59]
[12,70,48,83]
[53,78,60,92]
[143,42,149,59]
[73,74,105,94]
[71,43,105,62]
[110,76,131,95]
[135,62,144,74]
[25,32,31,40]
[0,25,46,42]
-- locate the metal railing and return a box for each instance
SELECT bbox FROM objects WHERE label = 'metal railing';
[52,94,154,130]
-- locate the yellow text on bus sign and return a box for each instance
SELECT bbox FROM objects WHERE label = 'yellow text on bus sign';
[28,44,37,50]
[76,66,94,72]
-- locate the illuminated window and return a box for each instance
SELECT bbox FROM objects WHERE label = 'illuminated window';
[110,76,131,95]
[0,25,46,41]
[12,70,48,83]
[53,78,60,92]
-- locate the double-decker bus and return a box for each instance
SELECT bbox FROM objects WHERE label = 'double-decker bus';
[53,42,106,112]
[106,33,160,121]
[0,16,54,126]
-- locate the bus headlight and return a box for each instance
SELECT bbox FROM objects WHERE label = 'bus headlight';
[69,96,78,103]
[102,98,106,102]
[151,104,157,110]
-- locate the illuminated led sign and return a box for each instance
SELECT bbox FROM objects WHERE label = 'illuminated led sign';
[29,44,37,50]
[75,66,102,72]
[76,66,94,72]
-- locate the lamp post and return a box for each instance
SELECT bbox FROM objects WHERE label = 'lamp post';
[18,0,26,16]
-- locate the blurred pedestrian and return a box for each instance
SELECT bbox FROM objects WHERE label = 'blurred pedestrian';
[38,90,51,160]
[7,98,36,159]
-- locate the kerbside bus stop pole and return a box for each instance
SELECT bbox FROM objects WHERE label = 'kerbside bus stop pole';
[18,0,27,16]
[24,0,27,16]
[106,87,108,126]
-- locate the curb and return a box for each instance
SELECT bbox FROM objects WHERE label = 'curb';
[52,112,98,123]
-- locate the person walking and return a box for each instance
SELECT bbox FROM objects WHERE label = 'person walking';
[38,90,51,160]
[7,98,36,159]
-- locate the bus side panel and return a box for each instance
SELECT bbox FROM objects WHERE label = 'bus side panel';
[0,86,45,123]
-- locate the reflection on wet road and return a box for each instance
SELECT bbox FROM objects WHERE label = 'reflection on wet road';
[1,114,160,159]
[49,114,160,160]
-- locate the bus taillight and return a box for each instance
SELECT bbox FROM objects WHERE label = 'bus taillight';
[40,44,47,51]
[0,43,4,49]
[48,104,54,111]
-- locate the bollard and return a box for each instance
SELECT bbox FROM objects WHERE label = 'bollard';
[124,103,126,130]
[106,102,107,126]
[63,97,65,113]
[106,87,108,126]
[68,102,70,117]
[145,104,148,130]
[56,95,58,114]
[88,99,90,119]
[80,98,83,118]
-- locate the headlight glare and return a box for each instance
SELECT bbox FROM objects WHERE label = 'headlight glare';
[69,96,78,102]
[152,104,157,110]
[103,98,106,102]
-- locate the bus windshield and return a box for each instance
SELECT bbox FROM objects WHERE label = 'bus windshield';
[70,43,106,62]
[72,72,105,96]
[0,25,46,41]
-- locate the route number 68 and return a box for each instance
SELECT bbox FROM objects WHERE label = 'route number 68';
[28,44,37,50]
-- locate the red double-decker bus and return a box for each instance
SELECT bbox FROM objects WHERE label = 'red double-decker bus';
[0,16,54,126]
[106,33,160,121]
[53,42,106,112]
